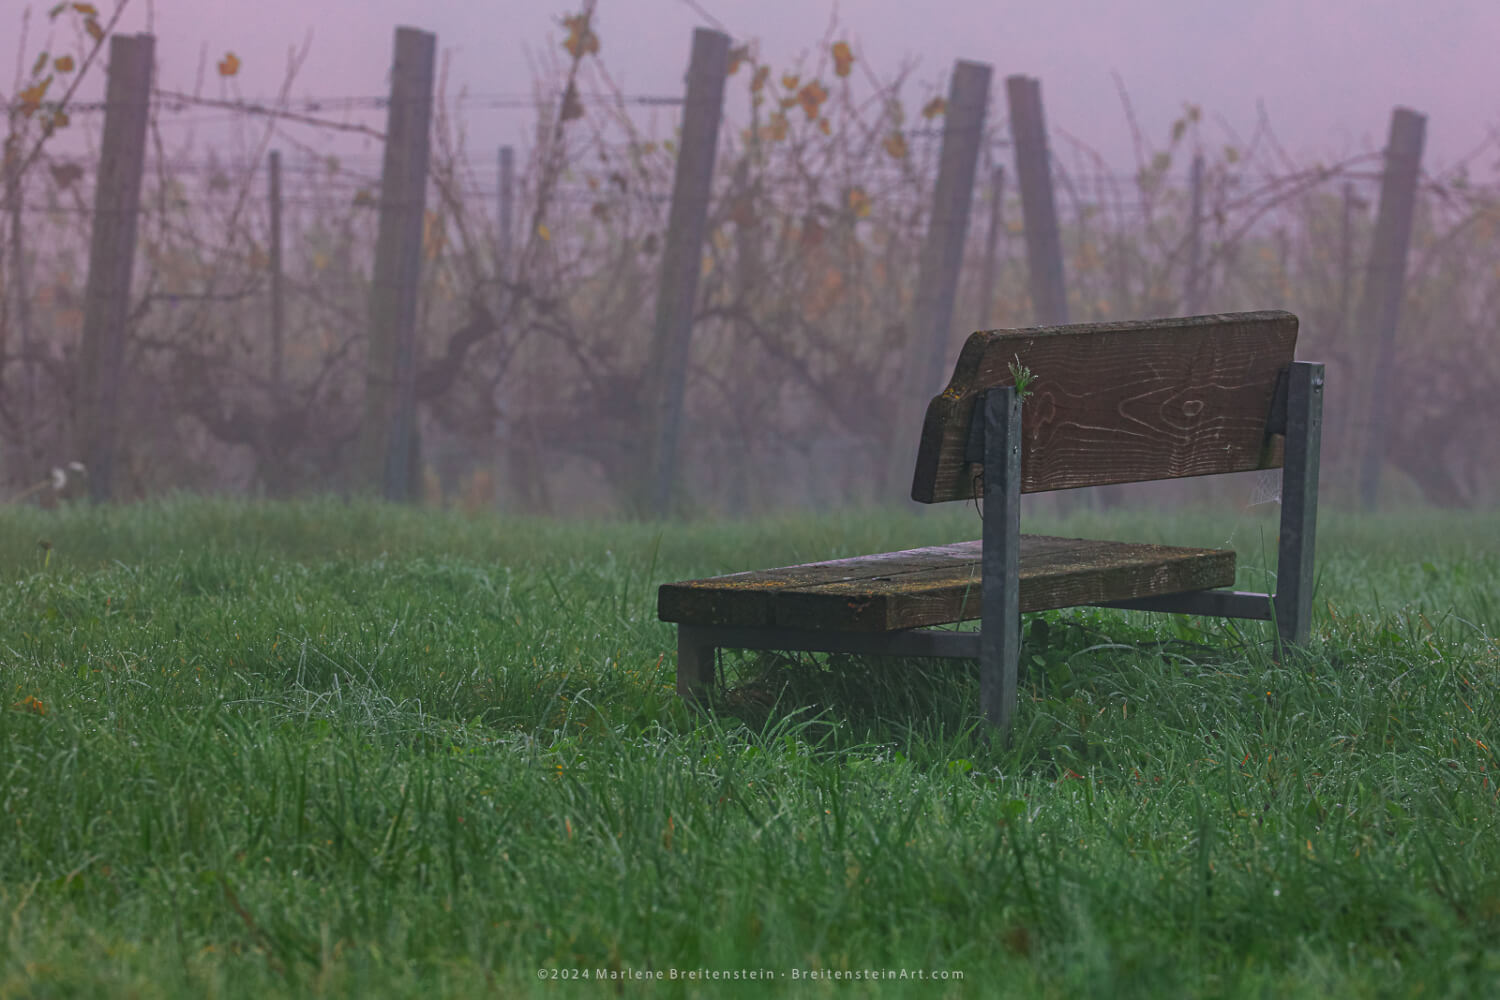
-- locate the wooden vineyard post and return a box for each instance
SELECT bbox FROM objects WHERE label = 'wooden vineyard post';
[1339,181,1356,340]
[6,116,37,484]
[1185,153,1205,314]
[888,59,991,496]
[1355,108,1425,511]
[911,61,992,402]
[1006,75,1067,326]
[268,149,285,390]
[76,33,153,501]
[977,165,1005,330]
[497,145,514,295]
[641,27,730,518]
[358,26,436,502]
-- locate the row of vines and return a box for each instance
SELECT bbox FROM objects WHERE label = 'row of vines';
[2,6,1497,511]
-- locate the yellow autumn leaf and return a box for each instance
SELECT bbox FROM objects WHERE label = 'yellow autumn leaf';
[218,52,240,77]
[750,66,769,94]
[537,223,552,241]
[422,210,445,259]
[781,73,799,92]
[883,131,908,160]
[831,41,854,78]
[84,18,103,42]
[767,111,788,142]
[727,45,749,76]
[72,2,99,15]
[847,186,872,218]
[32,52,49,77]
[54,55,75,73]
[818,117,831,136]
[922,96,946,119]
[19,79,50,116]
[797,81,828,120]
[562,13,600,58]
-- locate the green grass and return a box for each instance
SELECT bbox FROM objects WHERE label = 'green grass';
[2,496,1498,997]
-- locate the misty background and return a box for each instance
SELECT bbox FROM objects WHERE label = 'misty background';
[2,0,1497,514]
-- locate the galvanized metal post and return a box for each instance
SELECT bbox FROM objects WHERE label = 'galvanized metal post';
[1274,362,1324,646]
[980,387,1022,732]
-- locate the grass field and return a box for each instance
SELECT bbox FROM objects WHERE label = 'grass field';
[2,497,1498,997]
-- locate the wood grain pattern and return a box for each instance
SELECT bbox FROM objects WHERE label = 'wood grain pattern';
[911,311,1298,503]
[658,535,1236,632]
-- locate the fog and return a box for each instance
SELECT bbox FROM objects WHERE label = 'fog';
[2,0,1497,513]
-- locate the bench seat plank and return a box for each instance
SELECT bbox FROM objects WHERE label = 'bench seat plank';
[659,535,1236,632]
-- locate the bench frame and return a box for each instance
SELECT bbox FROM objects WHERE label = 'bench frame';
[674,358,1324,733]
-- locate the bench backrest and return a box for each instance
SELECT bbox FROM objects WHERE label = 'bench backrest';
[911,310,1299,503]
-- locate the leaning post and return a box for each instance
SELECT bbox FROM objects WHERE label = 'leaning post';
[888,59,991,496]
[1354,108,1425,511]
[1006,75,1068,326]
[977,164,1006,330]
[641,27,730,518]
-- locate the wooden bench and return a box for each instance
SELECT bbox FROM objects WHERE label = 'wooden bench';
[659,310,1324,732]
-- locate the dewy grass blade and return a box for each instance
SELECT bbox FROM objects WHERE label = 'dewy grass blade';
[0,499,1496,995]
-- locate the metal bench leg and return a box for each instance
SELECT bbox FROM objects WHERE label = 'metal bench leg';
[676,624,717,703]
[980,388,1022,732]
[1274,362,1324,646]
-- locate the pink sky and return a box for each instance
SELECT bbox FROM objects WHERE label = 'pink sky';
[8,0,1497,176]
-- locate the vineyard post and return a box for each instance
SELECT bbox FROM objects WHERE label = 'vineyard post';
[1355,107,1425,511]
[888,59,991,497]
[6,123,37,485]
[728,156,760,516]
[1338,181,1355,338]
[358,26,436,502]
[268,149,284,389]
[978,164,1005,329]
[1185,153,1204,314]
[76,33,153,501]
[497,144,514,293]
[913,60,990,400]
[1333,180,1359,473]
[641,27,730,518]
[1006,74,1067,326]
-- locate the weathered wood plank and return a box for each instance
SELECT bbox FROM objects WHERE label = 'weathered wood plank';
[912,311,1299,503]
[658,535,1236,631]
